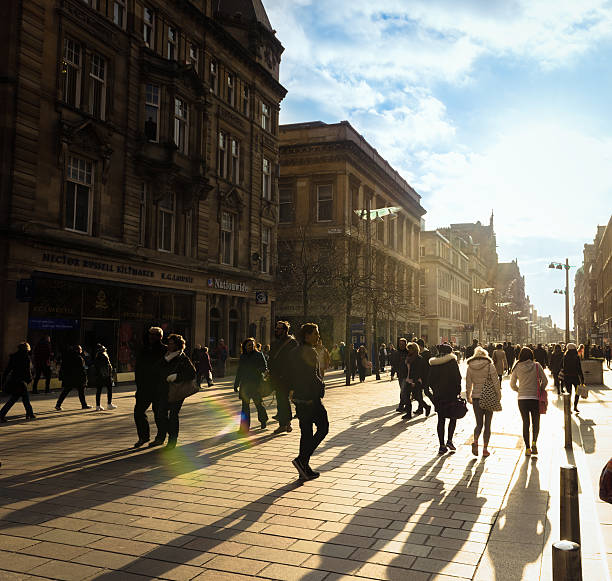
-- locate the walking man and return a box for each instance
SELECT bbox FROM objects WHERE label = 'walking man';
[269,321,298,434]
[389,338,409,412]
[32,336,53,394]
[291,323,328,480]
[133,326,167,448]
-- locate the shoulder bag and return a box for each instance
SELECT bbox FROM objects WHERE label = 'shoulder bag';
[479,368,502,412]
[536,363,547,414]
[168,379,199,403]
[442,396,468,419]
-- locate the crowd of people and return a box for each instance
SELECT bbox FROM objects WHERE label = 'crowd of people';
[0,325,607,478]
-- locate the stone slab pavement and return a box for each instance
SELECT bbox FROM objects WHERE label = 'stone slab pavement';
[0,363,609,580]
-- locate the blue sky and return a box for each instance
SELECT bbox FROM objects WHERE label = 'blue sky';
[266,0,612,329]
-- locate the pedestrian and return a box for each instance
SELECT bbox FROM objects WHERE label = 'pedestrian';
[402,341,431,419]
[492,343,508,384]
[605,344,611,368]
[428,343,462,455]
[466,346,501,457]
[378,343,387,372]
[55,345,91,410]
[233,338,268,434]
[348,343,358,380]
[390,338,409,411]
[330,344,342,370]
[32,336,53,394]
[269,321,298,434]
[562,343,584,413]
[339,342,346,370]
[465,338,478,360]
[315,338,330,378]
[356,345,370,382]
[133,326,167,448]
[199,346,214,387]
[89,344,116,411]
[291,323,328,481]
[417,339,432,362]
[549,344,563,395]
[534,343,548,369]
[510,346,547,456]
[157,333,196,450]
[212,338,228,377]
[504,342,516,373]
[0,342,35,422]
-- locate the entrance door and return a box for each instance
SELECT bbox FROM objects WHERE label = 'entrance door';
[82,319,119,367]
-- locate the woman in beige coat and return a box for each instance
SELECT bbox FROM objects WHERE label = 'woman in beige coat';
[466,346,501,457]
[492,343,508,383]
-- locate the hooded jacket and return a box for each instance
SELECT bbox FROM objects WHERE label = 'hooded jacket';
[510,360,547,399]
[465,352,500,401]
[427,353,461,404]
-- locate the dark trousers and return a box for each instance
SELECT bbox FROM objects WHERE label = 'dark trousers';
[472,398,493,446]
[158,398,184,443]
[33,365,51,393]
[240,393,268,430]
[56,384,87,408]
[133,389,163,442]
[437,414,456,446]
[0,390,34,418]
[358,366,366,382]
[95,379,113,406]
[564,377,581,410]
[552,371,561,393]
[275,385,292,426]
[296,400,329,465]
[518,399,540,447]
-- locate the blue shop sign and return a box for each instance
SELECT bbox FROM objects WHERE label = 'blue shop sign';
[29,318,80,330]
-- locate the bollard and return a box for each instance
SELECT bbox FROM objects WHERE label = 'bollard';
[560,465,580,544]
[552,540,582,581]
[563,393,572,449]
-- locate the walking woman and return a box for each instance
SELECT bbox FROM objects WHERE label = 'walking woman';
[357,345,369,382]
[492,344,508,384]
[233,338,268,434]
[466,346,501,457]
[562,343,584,413]
[510,346,547,456]
[549,344,564,395]
[428,343,462,455]
[89,344,116,411]
[1,342,35,422]
[56,345,91,410]
[157,334,196,450]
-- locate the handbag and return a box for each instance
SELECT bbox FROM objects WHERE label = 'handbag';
[168,379,199,403]
[442,396,468,419]
[536,363,547,414]
[260,370,273,398]
[577,384,589,399]
[479,369,502,412]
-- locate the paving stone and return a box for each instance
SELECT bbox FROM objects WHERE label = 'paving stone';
[27,560,103,581]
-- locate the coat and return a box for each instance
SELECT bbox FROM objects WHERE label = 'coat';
[268,336,298,390]
[427,353,461,407]
[33,340,52,368]
[389,347,409,380]
[406,354,428,386]
[562,351,584,383]
[88,348,113,388]
[159,351,196,401]
[135,340,167,392]
[465,354,500,401]
[234,350,267,398]
[291,344,325,401]
[534,346,549,368]
[492,349,508,375]
[2,350,32,394]
[510,360,547,399]
[59,350,86,387]
[549,350,563,374]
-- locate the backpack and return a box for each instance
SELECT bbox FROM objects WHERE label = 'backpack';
[599,458,612,504]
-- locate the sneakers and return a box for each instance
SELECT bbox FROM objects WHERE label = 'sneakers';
[292,457,309,480]
[531,443,538,455]
[133,439,149,448]
[438,446,448,455]
[96,405,105,411]
[446,441,456,451]
[107,403,117,410]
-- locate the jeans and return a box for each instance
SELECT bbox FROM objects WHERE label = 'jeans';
[472,398,493,446]
[95,378,113,407]
[158,398,184,443]
[56,384,87,408]
[240,392,268,430]
[518,399,539,447]
[33,365,51,393]
[133,389,163,442]
[398,376,409,408]
[295,400,329,465]
[0,390,34,418]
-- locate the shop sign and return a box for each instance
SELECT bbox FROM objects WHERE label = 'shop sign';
[255,291,268,304]
[207,278,249,293]
[29,318,80,330]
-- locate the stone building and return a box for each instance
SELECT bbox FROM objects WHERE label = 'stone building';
[496,260,528,344]
[276,121,425,347]
[0,0,286,375]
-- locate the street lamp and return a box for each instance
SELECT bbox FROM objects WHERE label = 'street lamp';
[548,260,572,343]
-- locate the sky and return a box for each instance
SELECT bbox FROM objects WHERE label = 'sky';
[265,0,612,329]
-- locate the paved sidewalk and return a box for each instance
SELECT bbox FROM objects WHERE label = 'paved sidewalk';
[0,366,608,580]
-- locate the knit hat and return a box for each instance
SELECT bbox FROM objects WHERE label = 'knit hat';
[566,343,577,350]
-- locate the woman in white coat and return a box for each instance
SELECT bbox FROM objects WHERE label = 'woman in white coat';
[466,346,501,457]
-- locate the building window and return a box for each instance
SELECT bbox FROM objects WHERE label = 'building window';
[218,131,227,178]
[242,85,249,116]
[317,184,333,222]
[261,226,271,274]
[209,60,218,94]
[174,96,188,154]
[167,26,177,60]
[227,73,234,106]
[220,211,234,265]
[144,83,159,141]
[262,158,271,200]
[89,52,106,120]
[261,102,270,130]
[143,7,154,48]
[65,156,93,234]
[139,183,147,246]
[157,192,175,252]
[231,138,240,183]
[279,188,294,223]
[420,245,425,257]
[113,0,126,28]
[184,209,192,257]
[188,43,199,72]
[388,218,396,250]
[61,38,82,108]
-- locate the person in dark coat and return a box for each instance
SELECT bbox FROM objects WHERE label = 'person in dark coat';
[269,320,298,434]
[465,339,478,360]
[402,342,431,419]
[291,323,328,481]
[387,344,396,379]
[356,345,369,382]
[504,343,516,373]
[427,343,462,455]
[234,338,268,434]
[549,344,564,394]
[605,344,611,368]
[156,333,196,450]
[199,346,214,387]
[1,342,35,421]
[212,339,228,378]
[389,338,410,412]
[133,327,167,448]
[378,343,387,373]
[55,345,90,410]
[534,344,548,369]
[562,343,584,412]
[89,344,116,411]
[32,336,53,394]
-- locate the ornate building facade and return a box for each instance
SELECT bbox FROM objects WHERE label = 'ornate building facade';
[0,0,286,374]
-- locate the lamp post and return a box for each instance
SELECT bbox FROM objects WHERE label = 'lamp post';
[549,260,571,344]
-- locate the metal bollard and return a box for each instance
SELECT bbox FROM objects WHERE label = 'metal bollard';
[552,540,582,581]
[560,465,580,544]
[563,393,572,449]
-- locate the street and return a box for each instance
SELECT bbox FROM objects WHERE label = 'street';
[0,364,610,581]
